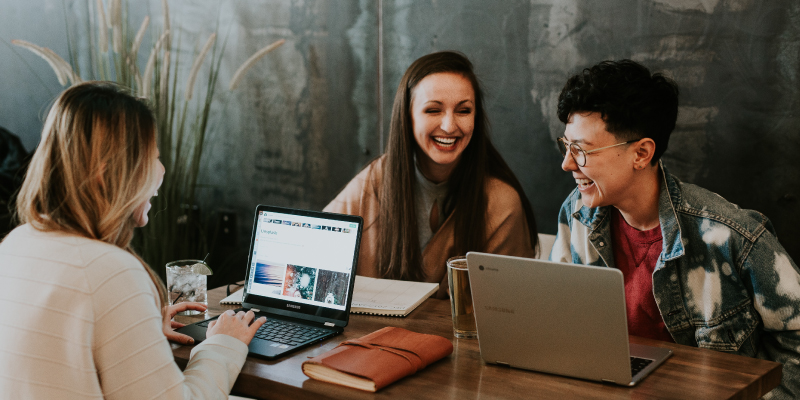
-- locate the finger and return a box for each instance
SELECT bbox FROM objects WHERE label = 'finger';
[171,321,186,329]
[180,302,208,312]
[169,302,192,314]
[235,310,246,320]
[249,316,267,334]
[164,330,195,345]
[243,310,256,324]
[208,320,217,329]
[216,310,235,323]
[166,302,204,319]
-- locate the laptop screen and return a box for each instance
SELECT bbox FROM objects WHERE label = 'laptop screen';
[242,205,362,324]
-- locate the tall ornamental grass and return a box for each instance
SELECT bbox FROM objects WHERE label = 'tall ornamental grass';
[13,0,284,278]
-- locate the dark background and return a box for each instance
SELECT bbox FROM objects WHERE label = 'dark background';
[2,0,799,286]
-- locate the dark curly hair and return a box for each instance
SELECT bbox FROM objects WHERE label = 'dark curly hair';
[557,60,679,164]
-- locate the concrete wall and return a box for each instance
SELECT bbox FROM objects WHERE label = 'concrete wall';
[2,0,799,277]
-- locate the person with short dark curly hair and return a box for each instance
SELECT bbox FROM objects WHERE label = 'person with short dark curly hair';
[550,59,800,399]
[556,59,678,164]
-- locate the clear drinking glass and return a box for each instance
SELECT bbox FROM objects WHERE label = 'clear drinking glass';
[447,256,477,339]
[166,259,208,315]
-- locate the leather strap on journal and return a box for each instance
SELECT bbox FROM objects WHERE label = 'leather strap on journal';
[302,326,453,391]
[338,338,426,372]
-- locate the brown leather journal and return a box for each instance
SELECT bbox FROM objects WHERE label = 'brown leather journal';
[301,326,453,392]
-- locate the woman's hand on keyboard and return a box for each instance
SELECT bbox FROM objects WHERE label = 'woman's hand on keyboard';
[207,309,267,345]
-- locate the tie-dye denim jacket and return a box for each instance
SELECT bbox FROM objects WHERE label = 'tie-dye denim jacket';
[550,164,800,399]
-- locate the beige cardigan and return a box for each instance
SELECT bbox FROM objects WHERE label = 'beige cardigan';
[0,224,248,399]
[324,156,535,299]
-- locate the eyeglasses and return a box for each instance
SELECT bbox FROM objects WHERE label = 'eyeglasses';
[557,137,637,167]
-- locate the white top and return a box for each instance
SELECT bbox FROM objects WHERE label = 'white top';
[0,224,249,399]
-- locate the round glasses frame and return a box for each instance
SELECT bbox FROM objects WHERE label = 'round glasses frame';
[557,137,638,167]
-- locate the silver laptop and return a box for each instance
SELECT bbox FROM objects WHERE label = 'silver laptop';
[466,252,672,386]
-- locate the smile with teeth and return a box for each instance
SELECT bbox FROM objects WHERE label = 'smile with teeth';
[576,178,594,189]
[432,136,457,148]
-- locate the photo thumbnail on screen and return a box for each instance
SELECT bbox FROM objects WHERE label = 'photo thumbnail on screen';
[253,262,286,296]
[313,270,350,305]
[283,265,317,300]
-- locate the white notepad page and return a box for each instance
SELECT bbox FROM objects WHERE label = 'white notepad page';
[350,276,438,316]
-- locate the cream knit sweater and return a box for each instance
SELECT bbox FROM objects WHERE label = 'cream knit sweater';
[0,224,248,399]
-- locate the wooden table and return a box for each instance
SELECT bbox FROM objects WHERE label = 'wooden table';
[171,285,782,400]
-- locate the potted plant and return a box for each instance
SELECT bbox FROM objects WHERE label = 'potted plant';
[12,0,284,280]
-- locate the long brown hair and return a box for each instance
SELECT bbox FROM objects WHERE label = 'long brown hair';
[378,51,538,281]
[16,81,168,310]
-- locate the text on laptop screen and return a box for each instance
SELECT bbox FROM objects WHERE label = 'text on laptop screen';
[245,211,359,311]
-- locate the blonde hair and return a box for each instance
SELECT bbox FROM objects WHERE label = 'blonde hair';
[17,81,168,311]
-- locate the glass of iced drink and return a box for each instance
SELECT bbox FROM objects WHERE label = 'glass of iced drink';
[166,259,211,315]
[447,256,477,339]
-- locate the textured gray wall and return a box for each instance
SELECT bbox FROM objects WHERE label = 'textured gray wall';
[2,1,800,270]
[380,0,800,260]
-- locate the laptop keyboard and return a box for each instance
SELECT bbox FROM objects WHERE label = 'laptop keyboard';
[196,317,331,347]
[630,356,654,376]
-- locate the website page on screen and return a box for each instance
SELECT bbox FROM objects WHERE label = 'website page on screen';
[246,211,359,311]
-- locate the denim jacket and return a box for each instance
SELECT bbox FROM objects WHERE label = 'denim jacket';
[550,163,800,399]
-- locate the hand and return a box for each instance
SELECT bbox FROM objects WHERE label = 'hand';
[162,302,208,345]
[207,310,267,345]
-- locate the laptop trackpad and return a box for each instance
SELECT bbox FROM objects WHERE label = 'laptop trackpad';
[248,339,283,358]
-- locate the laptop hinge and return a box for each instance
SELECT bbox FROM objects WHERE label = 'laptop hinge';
[250,308,261,313]
[324,322,335,327]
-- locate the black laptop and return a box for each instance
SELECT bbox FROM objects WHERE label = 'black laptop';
[177,205,363,359]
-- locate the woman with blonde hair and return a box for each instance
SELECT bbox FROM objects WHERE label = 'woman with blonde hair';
[0,81,265,398]
[325,51,538,298]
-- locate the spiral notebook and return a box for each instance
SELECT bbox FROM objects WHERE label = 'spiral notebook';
[350,276,438,317]
[220,288,244,305]
[221,277,438,316]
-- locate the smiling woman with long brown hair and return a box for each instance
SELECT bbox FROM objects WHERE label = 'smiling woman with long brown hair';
[325,51,538,298]
[0,81,265,398]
